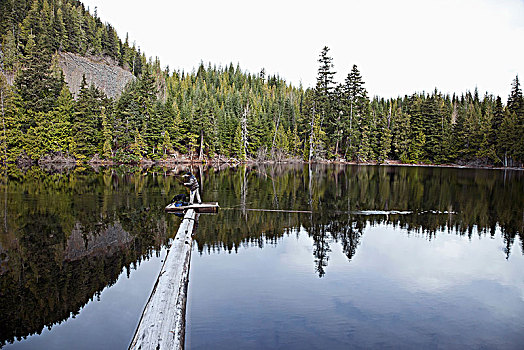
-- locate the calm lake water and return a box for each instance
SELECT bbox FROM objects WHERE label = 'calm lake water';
[1,164,523,349]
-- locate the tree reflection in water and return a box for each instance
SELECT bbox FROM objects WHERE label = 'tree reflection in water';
[0,166,180,347]
[0,164,522,347]
[193,164,523,277]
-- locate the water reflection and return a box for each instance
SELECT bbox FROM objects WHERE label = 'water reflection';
[0,164,522,347]
[188,164,524,349]
[0,166,181,347]
[187,229,524,349]
[194,164,523,277]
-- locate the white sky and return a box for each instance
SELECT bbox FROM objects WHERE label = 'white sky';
[81,0,524,100]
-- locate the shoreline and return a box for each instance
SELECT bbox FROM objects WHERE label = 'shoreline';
[85,156,524,171]
[9,154,524,172]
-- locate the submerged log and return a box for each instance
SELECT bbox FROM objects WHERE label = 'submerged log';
[129,209,196,350]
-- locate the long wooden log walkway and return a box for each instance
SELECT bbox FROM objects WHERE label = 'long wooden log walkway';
[129,209,196,350]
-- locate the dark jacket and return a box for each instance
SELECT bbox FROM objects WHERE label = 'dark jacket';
[184,175,199,191]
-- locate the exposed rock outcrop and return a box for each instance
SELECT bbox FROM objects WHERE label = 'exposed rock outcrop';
[58,52,135,99]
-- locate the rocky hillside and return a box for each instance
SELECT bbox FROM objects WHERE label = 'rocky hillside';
[58,52,135,99]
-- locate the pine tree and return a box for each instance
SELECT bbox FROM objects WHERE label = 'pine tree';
[72,76,104,158]
[475,112,498,164]
[421,93,442,161]
[233,122,243,159]
[0,73,12,164]
[247,109,264,157]
[19,0,41,48]
[506,75,524,164]
[446,97,461,162]
[0,0,14,36]
[137,68,158,153]
[375,113,392,163]
[342,64,369,160]
[287,124,302,156]
[50,85,74,155]
[356,123,372,162]
[391,101,410,162]
[498,111,517,166]
[101,107,112,159]
[1,30,20,73]
[438,105,454,164]
[407,95,425,162]
[65,3,86,53]
[93,26,103,55]
[507,75,523,117]
[275,124,289,154]
[121,33,133,69]
[15,33,64,113]
[490,96,504,148]
[24,111,50,159]
[466,94,483,160]
[314,46,335,156]
[130,128,146,160]
[190,83,214,160]
[170,102,185,152]
[52,6,67,51]
[161,130,173,158]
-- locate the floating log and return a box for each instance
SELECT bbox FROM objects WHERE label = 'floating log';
[225,208,313,214]
[129,209,196,350]
[165,202,219,213]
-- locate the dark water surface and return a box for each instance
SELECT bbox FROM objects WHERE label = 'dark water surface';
[0,166,181,349]
[0,164,523,349]
[186,164,524,349]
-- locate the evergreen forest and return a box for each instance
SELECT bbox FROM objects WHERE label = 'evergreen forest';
[1,0,523,167]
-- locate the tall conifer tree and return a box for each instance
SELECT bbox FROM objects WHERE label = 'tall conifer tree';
[314,46,335,157]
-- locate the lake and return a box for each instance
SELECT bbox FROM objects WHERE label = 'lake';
[1,164,523,349]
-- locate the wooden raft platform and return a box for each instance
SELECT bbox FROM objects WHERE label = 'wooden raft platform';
[165,202,219,213]
[129,209,196,350]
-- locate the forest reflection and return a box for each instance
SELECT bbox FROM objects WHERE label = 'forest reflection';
[194,164,524,278]
[0,165,180,347]
[0,164,522,346]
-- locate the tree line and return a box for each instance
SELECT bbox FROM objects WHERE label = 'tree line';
[310,46,524,166]
[1,0,523,167]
